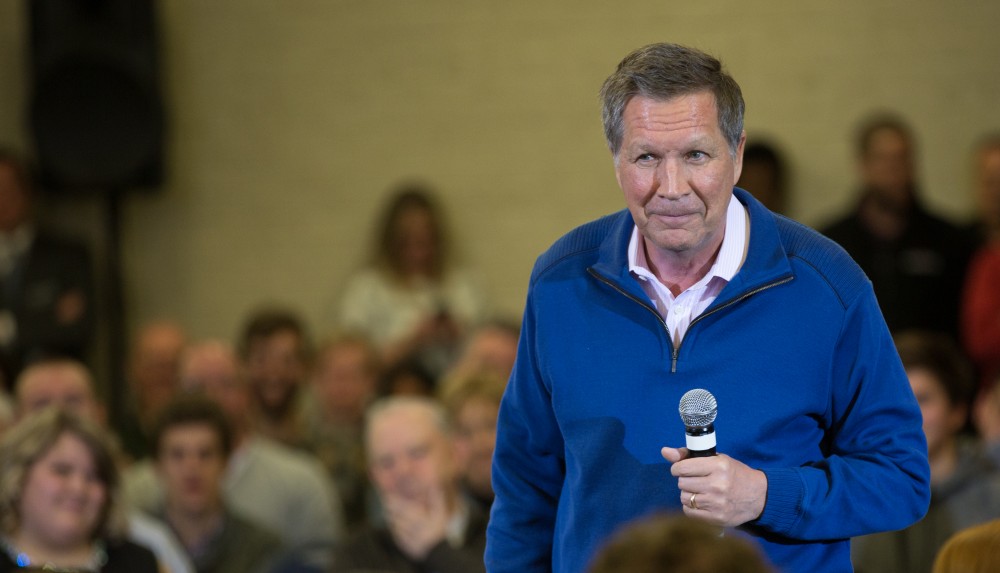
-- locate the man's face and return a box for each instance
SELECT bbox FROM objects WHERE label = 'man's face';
[313,343,376,423]
[908,367,964,459]
[452,397,499,500]
[614,92,744,265]
[131,324,186,415]
[16,364,103,423]
[157,423,227,517]
[246,330,305,419]
[367,406,456,504]
[861,127,914,205]
[180,347,248,431]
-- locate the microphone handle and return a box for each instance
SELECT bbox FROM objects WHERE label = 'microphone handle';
[684,423,717,457]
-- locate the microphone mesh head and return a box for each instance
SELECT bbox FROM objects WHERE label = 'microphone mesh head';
[679,389,718,427]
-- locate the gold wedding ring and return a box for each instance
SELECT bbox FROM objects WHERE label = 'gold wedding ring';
[689,493,698,510]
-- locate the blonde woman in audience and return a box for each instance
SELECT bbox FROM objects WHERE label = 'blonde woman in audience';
[932,518,1000,573]
[0,408,158,572]
[440,371,507,512]
[336,184,487,379]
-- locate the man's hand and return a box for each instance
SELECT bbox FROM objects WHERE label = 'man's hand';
[382,487,450,560]
[661,446,768,527]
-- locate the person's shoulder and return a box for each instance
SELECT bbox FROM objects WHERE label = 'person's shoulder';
[247,437,328,481]
[531,209,630,282]
[773,213,872,307]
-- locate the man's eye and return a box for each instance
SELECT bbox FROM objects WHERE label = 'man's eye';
[635,153,656,163]
[688,150,707,161]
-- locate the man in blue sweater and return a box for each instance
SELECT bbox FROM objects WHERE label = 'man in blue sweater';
[485,43,930,573]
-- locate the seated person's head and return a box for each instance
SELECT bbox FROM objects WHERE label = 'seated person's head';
[312,332,380,425]
[14,358,104,424]
[179,341,249,434]
[933,518,1000,573]
[151,395,233,518]
[237,307,311,422]
[440,372,506,505]
[0,408,125,553]
[587,513,772,573]
[365,396,458,506]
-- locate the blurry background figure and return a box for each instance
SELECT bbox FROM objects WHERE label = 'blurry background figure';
[336,183,487,381]
[0,389,13,435]
[932,518,1000,573]
[852,331,1000,573]
[305,332,381,532]
[736,139,789,216]
[440,371,506,513]
[0,148,94,392]
[151,395,283,573]
[439,318,519,391]
[0,408,158,572]
[820,114,976,338]
[12,357,195,573]
[123,340,344,570]
[586,513,773,573]
[377,358,436,398]
[961,134,1000,388]
[973,369,1000,466]
[332,396,487,573]
[118,320,187,461]
[238,307,312,450]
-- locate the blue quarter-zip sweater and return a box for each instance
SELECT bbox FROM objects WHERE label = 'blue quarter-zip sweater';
[486,188,930,573]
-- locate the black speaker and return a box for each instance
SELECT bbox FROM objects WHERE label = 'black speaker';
[28,0,165,191]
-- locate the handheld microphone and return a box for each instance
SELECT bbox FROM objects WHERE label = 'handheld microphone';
[678,389,718,458]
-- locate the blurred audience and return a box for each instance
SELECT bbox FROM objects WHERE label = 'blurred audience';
[961,134,1000,387]
[820,114,976,338]
[123,341,344,569]
[932,518,1000,573]
[377,357,436,398]
[0,389,12,435]
[0,147,94,390]
[336,183,487,379]
[440,371,506,513]
[736,139,790,216]
[305,332,381,532]
[852,331,1000,573]
[12,357,195,573]
[332,396,486,573]
[118,320,187,460]
[151,395,283,573]
[440,318,519,392]
[586,513,773,573]
[0,408,158,572]
[238,307,312,450]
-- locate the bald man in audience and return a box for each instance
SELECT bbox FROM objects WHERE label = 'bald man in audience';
[13,357,195,573]
[332,396,487,573]
[118,320,188,460]
[124,341,345,568]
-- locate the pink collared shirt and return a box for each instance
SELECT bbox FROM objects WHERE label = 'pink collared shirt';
[628,194,748,347]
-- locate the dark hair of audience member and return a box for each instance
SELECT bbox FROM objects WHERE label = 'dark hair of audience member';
[377,356,436,397]
[150,394,234,459]
[237,306,312,363]
[374,182,450,281]
[894,330,977,411]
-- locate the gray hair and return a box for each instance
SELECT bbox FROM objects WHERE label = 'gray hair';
[364,395,451,455]
[600,43,745,158]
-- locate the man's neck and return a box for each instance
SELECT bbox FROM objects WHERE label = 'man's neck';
[644,236,723,297]
[164,503,225,553]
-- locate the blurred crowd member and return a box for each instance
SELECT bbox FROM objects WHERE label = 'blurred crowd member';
[853,331,1000,573]
[238,307,312,450]
[151,395,283,573]
[377,357,436,398]
[124,341,344,568]
[0,408,158,572]
[961,134,1000,386]
[13,357,194,573]
[440,319,519,392]
[118,320,187,460]
[0,147,94,390]
[932,518,1000,573]
[306,332,380,531]
[332,396,487,573]
[336,184,487,379]
[974,370,1000,466]
[586,513,773,573]
[440,371,506,513]
[820,115,976,338]
[737,139,789,216]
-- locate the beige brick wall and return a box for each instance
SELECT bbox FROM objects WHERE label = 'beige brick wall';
[2,1,999,344]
